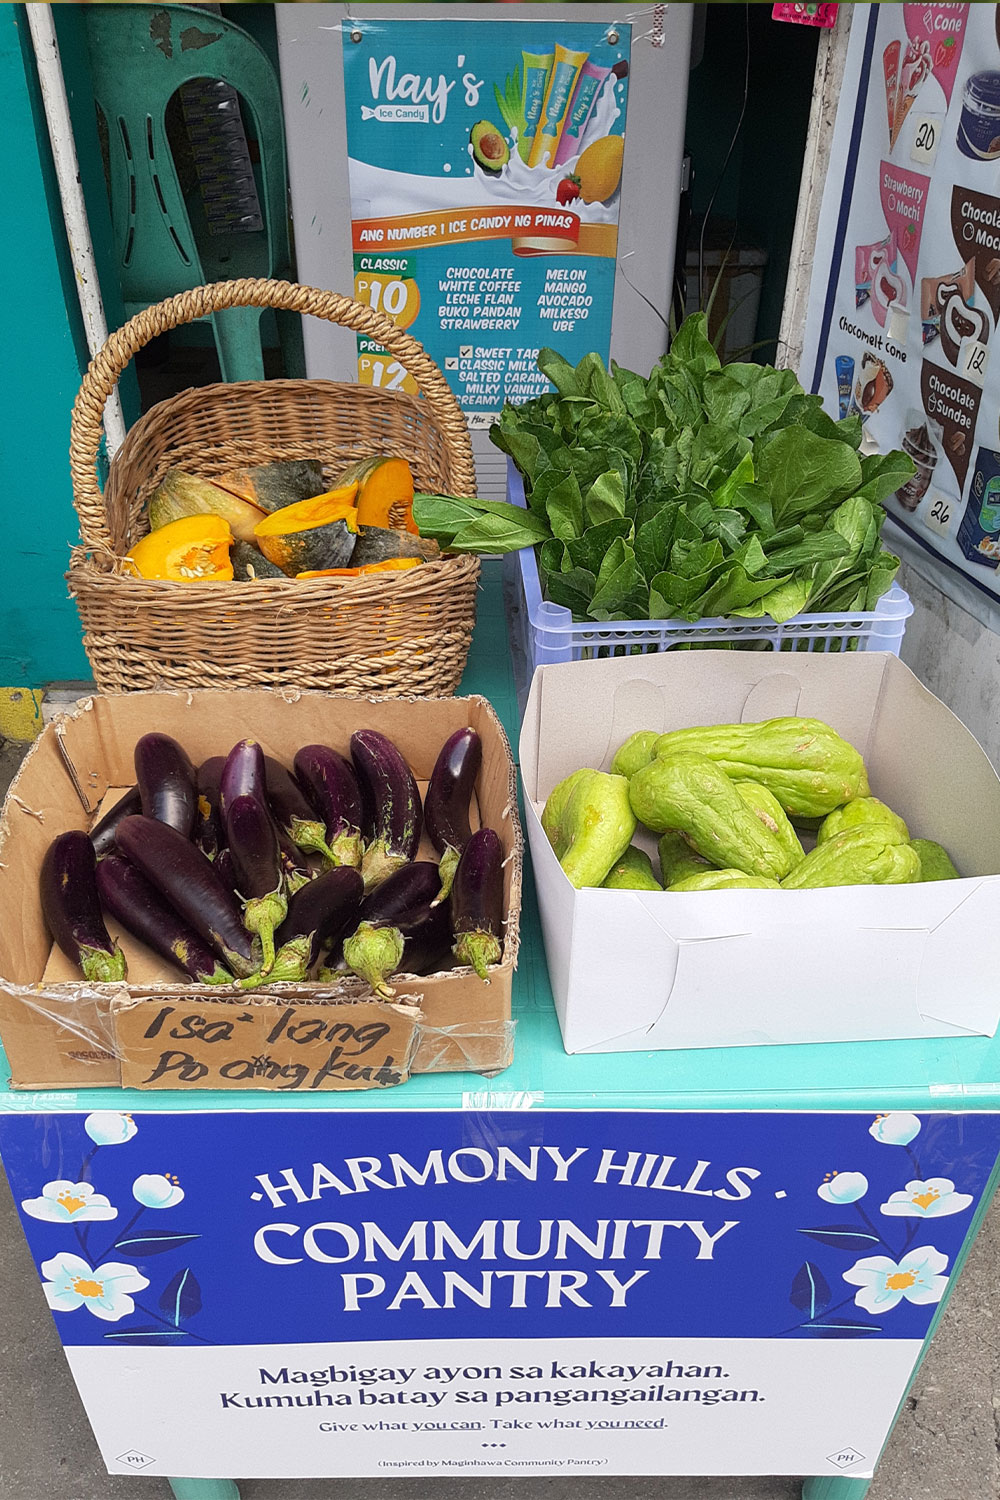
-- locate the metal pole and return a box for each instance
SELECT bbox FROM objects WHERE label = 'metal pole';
[25,2,126,455]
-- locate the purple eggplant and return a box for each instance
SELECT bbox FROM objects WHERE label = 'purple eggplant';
[115,815,257,978]
[451,827,504,981]
[425,728,482,900]
[215,846,238,896]
[220,738,266,821]
[350,729,423,892]
[225,794,285,975]
[195,756,225,860]
[341,861,441,996]
[274,866,365,973]
[90,785,142,859]
[294,744,363,870]
[96,854,233,985]
[265,756,339,865]
[135,733,197,838]
[41,831,126,983]
[398,899,454,978]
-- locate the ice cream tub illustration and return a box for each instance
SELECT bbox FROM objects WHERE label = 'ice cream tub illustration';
[957,71,1000,161]
[528,43,589,169]
[957,447,1000,567]
[895,410,939,513]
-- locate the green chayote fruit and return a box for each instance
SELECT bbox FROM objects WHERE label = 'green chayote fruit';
[781,827,920,889]
[817,796,909,845]
[910,838,961,882]
[733,780,805,871]
[541,769,636,889]
[601,845,663,891]
[629,753,795,880]
[669,869,781,892]
[658,830,711,886]
[652,717,869,819]
[610,730,659,781]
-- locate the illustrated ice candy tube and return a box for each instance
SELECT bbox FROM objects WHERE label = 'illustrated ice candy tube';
[553,60,611,167]
[528,43,589,169]
[835,356,855,419]
[517,51,553,162]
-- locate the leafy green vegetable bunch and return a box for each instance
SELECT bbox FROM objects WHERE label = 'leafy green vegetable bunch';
[412,314,914,624]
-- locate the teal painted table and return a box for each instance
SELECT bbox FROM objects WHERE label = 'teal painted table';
[2,564,999,1498]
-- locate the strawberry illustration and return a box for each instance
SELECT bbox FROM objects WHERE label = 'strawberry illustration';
[556,175,581,206]
[934,37,956,69]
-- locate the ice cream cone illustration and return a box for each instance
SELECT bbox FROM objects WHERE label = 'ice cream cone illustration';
[892,37,932,149]
[883,41,901,144]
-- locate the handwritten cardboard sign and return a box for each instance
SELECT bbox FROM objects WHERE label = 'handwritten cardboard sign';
[112,995,419,1092]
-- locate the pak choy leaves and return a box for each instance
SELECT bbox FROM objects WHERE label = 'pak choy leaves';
[411,313,914,624]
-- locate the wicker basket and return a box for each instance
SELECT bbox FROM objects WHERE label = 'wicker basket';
[68,279,481,696]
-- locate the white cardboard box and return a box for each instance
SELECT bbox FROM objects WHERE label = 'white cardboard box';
[519,650,1000,1053]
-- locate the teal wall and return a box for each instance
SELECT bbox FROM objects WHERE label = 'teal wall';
[1,8,91,683]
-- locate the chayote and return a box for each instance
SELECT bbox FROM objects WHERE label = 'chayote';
[733,780,805,871]
[541,769,636,889]
[669,869,781,892]
[910,838,961,882]
[629,753,796,880]
[817,796,909,845]
[781,827,920,889]
[601,845,663,891]
[610,730,659,781]
[658,830,711,887]
[652,717,869,819]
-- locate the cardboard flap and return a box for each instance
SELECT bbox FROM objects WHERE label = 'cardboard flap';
[741,673,802,722]
[112,994,420,1091]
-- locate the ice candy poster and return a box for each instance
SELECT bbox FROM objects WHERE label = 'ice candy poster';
[800,3,1000,621]
[342,20,629,427]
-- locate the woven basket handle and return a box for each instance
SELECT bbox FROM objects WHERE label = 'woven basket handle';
[69,278,478,554]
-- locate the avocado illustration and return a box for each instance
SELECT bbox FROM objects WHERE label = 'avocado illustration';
[470,120,510,176]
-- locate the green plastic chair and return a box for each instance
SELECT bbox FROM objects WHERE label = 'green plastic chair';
[80,3,295,381]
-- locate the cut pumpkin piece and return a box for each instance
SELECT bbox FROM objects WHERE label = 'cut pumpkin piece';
[296,558,423,579]
[254,488,359,575]
[231,540,287,581]
[335,456,417,534]
[147,469,267,544]
[350,524,439,566]
[125,514,233,581]
[215,459,328,514]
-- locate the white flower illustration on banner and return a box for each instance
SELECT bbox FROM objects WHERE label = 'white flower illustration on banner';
[817,1170,869,1204]
[21,1180,117,1224]
[132,1173,184,1209]
[40,1252,149,1322]
[84,1112,137,1146]
[869,1112,921,1146]
[843,1246,948,1314]
[881,1177,973,1219]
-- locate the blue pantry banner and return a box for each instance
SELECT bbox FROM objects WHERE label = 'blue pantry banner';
[801,3,1000,626]
[2,1107,999,1478]
[341,20,629,427]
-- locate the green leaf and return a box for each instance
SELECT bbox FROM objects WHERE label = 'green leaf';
[668,312,722,377]
[730,483,775,534]
[588,546,648,621]
[545,472,585,541]
[539,537,568,578]
[411,495,482,544]
[672,537,725,580]
[704,508,747,551]
[735,578,811,623]
[634,505,679,582]
[755,427,863,526]
[764,532,852,573]
[856,450,917,506]
[545,567,597,616]
[584,470,627,526]
[699,565,795,618]
[566,519,634,575]
[449,509,551,554]
[537,347,584,397]
[711,451,755,509]
[596,535,630,591]
[864,550,900,608]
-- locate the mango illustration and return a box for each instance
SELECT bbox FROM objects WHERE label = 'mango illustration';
[575,135,624,203]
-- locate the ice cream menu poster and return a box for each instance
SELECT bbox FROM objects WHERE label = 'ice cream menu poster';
[801,3,1000,619]
[341,20,629,427]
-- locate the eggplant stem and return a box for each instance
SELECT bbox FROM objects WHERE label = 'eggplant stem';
[433,846,461,904]
[242,892,288,977]
[360,841,409,894]
[330,830,363,870]
[237,934,311,991]
[290,817,341,866]
[343,921,404,997]
[454,929,502,983]
[79,943,128,984]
